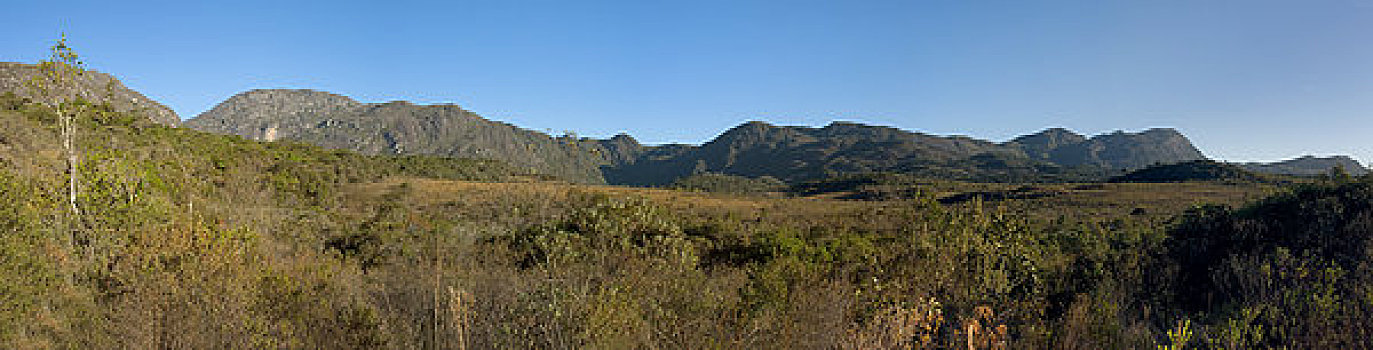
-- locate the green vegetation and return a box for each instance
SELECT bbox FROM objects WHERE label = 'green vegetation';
[27,33,87,218]
[0,92,521,347]
[184,89,1370,188]
[1110,160,1270,183]
[185,89,619,184]
[2,43,1369,348]
[602,122,1129,186]
[1160,175,1373,348]
[669,173,786,194]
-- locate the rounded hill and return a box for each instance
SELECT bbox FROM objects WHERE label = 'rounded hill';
[1109,160,1265,183]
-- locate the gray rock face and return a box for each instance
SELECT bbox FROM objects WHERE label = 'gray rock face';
[1240,156,1370,176]
[0,62,180,125]
[594,134,646,166]
[1005,127,1209,170]
[186,89,362,141]
[1007,128,1086,160]
[1029,128,1207,170]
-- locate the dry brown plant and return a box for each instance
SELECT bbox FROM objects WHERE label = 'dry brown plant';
[842,298,944,350]
[964,305,1009,350]
[447,286,471,350]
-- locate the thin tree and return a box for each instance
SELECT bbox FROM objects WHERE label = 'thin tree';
[25,33,86,218]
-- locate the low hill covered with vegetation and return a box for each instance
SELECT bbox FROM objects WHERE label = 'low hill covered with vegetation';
[0,62,180,125]
[667,173,786,194]
[1109,159,1269,183]
[1240,155,1370,176]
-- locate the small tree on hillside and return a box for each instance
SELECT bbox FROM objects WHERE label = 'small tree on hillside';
[24,33,86,218]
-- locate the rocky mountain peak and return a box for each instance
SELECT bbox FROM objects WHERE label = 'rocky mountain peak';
[186,89,363,141]
[703,121,820,154]
[1047,128,1206,170]
[220,89,362,114]
[605,133,640,147]
[1008,127,1087,159]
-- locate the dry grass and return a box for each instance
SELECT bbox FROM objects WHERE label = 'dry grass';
[1006,182,1276,219]
[345,177,882,228]
[346,177,1274,229]
[842,298,944,350]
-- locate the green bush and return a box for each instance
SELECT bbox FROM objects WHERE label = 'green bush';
[1161,175,1373,347]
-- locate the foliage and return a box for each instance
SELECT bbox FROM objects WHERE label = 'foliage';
[1157,175,1373,347]
[669,173,786,194]
[1110,160,1268,183]
[0,96,522,347]
[789,172,921,196]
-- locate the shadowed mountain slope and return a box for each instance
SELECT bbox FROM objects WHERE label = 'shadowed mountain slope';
[604,121,1031,185]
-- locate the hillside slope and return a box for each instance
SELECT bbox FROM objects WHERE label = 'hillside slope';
[606,121,1053,185]
[188,89,609,183]
[0,62,179,125]
[1240,155,1369,176]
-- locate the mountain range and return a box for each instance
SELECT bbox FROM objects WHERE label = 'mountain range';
[187,89,1211,184]
[1,62,1364,184]
[184,88,1368,185]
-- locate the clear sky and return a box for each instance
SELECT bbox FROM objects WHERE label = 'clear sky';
[2,0,1370,165]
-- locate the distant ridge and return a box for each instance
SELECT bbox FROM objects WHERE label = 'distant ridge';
[602,121,1018,185]
[1239,156,1369,176]
[1004,127,1208,170]
[0,62,180,125]
[188,88,1361,185]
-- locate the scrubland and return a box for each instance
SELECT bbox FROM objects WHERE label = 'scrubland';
[1,94,1369,348]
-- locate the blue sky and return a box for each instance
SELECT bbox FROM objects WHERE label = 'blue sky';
[2,0,1371,165]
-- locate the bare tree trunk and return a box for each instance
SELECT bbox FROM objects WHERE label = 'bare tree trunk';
[60,104,82,257]
[64,105,79,217]
[434,231,442,349]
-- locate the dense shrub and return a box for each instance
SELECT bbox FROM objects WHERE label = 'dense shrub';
[669,173,786,194]
[1110,160,1267,183]
[1161,175,1373,347]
